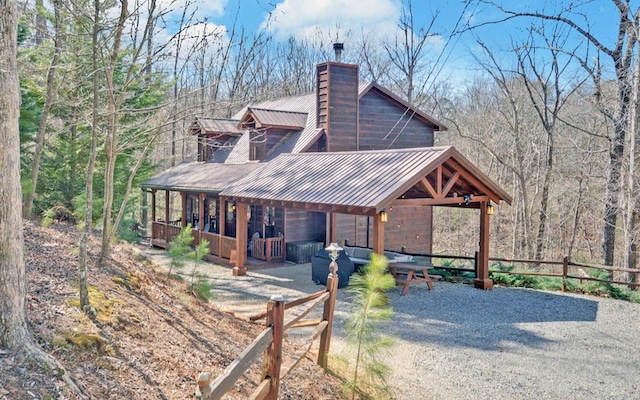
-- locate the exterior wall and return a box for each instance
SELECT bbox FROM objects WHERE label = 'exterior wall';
[284,209,326,243]
[336,207,432,254]
[358,88,434,150]
[317,62,359,152]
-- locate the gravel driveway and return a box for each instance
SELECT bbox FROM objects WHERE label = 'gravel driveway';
[140,247,640,399]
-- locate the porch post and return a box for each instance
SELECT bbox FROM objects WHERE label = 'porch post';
[474,201,493,290]
[233,202,248,276]
[151,189,156,222]
[199,193,205,229]
[372,212,385,256]
[164,190,170,244]
[181,192,187,228]
[329,213,338,244]
[219,196,226,259]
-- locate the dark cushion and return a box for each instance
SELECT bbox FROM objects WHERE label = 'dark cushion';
[311,250,354,288]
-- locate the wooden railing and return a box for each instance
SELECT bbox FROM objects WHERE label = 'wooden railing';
[409,251,640,290]
[251,237,285,262]
[220,236,236,259]
[200,231,221,257]
[196,264,340,400]
[151,221,181,249]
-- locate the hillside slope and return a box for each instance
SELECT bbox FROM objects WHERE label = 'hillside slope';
[0,222,342,399]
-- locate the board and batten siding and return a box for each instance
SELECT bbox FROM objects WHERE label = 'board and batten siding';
[284,210,326,244]
[358,88,434,151]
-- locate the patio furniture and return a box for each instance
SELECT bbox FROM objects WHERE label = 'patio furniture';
[311,249,354,288]
[388,263,441,295]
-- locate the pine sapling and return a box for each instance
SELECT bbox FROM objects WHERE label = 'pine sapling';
[343,253,396,399]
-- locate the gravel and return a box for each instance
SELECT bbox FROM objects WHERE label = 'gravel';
[140,247,640,400]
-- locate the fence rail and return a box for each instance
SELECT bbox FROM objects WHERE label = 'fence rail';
[408,251,640,289]
[197,263,340,400]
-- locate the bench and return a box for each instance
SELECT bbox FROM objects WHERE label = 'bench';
[388,264,442,295]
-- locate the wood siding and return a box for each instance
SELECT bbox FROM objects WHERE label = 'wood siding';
[358,88,434,150]
[284,209,326,243]
[317,63,359,152]
[335,206,432,253]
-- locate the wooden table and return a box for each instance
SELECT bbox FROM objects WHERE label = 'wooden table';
[388,263,441,295]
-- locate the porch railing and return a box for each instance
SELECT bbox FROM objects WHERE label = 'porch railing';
[252,237,285,262]
[151,221,181,249]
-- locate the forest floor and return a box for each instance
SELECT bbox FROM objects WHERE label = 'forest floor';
[0,221,343,399]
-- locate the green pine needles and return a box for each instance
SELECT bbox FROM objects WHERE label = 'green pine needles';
[343,253,397,399]
[166,225,214,301]
[167,224,193,279]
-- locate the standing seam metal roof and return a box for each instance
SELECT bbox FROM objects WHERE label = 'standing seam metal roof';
[221,146,510,211]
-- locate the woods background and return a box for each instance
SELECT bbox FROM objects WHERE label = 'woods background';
[15,0,640,274]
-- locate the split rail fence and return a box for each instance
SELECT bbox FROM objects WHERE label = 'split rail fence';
[414,252,640,290]
[196,264,339,400]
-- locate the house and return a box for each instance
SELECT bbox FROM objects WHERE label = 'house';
[141,46,511,289]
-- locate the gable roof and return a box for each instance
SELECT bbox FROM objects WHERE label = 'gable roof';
[220,146,511,215]
[191,117,243,136]
[240,108,308,129]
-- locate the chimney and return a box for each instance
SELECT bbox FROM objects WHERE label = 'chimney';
[333,42,344,63]
[316,44,359,152]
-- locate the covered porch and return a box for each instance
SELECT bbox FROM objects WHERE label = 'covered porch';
[221,146,512,289]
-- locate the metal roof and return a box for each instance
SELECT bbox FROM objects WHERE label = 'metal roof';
[192,117,243,135]
[220,146,511,215]
[242,108,308,129]
[140,161,264,192]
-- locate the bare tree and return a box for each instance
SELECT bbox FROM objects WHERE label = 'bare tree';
[24,0,63,218]
[513,22,586,260]
[470,0,640,266]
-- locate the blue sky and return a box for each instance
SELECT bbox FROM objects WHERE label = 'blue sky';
[160,0,640,85]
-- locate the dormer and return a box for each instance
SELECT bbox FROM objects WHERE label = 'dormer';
[190,117,243,162]
[238,107,308,161]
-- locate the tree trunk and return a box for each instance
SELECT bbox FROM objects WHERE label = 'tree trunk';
[78,0,102,312]
[24,0,62,218]
[603,102,629,266]
[99,0,129,262]
[0,0,31,349]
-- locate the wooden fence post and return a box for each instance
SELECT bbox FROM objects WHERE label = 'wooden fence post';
[562,256,568,292]
[474,251,479,278]
[317,261,339,369]
[263,295,284,400]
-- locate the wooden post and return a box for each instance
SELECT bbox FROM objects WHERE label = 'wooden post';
[263,296,285,400]
[562,256,568,292]
[151,189,156,222]
[219,197,226,260]
[325,212,337,245]
[372,212,385,255]
[141,188,148,233]
[233,202,247,276]
[164,190,170,244]
[474,202,493,290]
[181,192,187,228]
[318,260,339,369]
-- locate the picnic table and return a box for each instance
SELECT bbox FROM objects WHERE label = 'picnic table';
[388,263,442,295]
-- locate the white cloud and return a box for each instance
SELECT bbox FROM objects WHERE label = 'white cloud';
[261,0,400,42]
[157,0,227,22]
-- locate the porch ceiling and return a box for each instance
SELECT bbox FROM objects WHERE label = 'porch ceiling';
[220,146,512,215]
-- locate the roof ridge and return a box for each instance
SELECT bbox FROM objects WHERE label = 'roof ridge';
[248,107,308,115]
[279,146,452,157]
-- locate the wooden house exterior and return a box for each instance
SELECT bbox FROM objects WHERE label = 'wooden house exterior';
[141,56,510,288]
